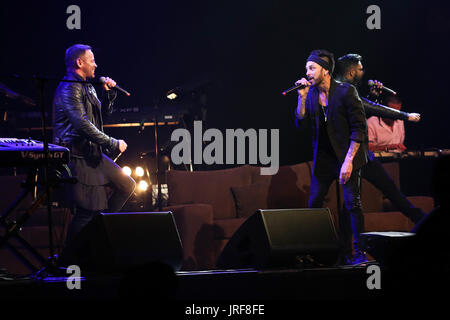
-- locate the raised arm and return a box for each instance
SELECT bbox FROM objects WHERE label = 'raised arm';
[362,97,420,122]
[294,78,312,131]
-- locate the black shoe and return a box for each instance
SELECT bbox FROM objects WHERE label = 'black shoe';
[337,254,353,266]
[351,250,369,265]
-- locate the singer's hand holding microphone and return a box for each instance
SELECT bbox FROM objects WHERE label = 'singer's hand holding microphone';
[99,76,130,155]
[368,79,397,96]
[99,76,131,96]
[281,77,312,96]
[295,78,312,97]
[100,76,116,91]
[368,79,383,96]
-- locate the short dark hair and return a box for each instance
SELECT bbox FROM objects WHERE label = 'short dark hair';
[336,53,362,77]
[309,49,335,74]
[65,44,92,70]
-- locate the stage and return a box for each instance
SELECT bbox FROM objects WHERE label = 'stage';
[0,264,383,302]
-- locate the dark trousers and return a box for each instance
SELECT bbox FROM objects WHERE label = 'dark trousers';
[361,159,424,223]
[65,154,136,245]
[309,162,364,257]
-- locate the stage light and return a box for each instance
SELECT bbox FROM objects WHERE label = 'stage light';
[135,166,145,177]
[166,86,183,100]
[166,91,178,100]
[122,166,132,176]
[166,77,211,101]
[138,180,149,192]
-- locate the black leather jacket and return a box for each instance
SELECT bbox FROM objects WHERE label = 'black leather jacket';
[52,71,119,162]
[334,76,410,121]
[361,97,409,121]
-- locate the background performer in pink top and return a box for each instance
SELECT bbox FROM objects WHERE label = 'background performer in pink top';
[368,95,407,153]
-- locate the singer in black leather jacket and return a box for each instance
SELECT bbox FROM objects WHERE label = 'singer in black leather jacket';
[53,44,135,245]
[335,53,425,225]
[53,70,119,161]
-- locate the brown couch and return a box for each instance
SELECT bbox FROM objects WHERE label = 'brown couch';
[164,161,434,271]
[164,163,315,270]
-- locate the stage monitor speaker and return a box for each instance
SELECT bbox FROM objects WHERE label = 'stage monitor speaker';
[359,231,415,267]
[216,208,340,269]
[58,212,183,273]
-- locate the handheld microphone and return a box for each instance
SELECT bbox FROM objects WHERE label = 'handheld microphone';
[368,80,397,95]
[100,77,131,96]
[282,83,308,96]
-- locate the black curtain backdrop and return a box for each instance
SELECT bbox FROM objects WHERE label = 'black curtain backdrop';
[1,0,449,169]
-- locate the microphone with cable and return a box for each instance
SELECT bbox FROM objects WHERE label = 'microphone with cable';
[99,76,131,96]
[281,83,309,96]
[368,80,397,95]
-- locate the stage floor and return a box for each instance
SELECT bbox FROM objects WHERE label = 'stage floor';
[0,264,383,302]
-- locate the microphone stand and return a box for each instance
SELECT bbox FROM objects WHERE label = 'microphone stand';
[138,97,169,212]
[35,76,56,270]
[153,99,163,212]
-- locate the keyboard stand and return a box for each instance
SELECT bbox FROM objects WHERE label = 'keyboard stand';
[0,169,53,273]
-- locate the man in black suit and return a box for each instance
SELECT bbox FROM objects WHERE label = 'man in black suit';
[295,49,369,264]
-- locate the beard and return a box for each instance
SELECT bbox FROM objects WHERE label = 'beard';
[310,74,324,87]
[352,74,363,87]
[87,70,95,79]
[82,66,95,79]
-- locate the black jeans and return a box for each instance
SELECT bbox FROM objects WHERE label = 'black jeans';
[361,159,424,223]
[65,154,136,245]
[309,163,364,257]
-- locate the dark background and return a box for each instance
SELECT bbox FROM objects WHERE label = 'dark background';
[1,0,449,195]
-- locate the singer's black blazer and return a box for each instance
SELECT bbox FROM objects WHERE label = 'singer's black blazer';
[295,79,369,174]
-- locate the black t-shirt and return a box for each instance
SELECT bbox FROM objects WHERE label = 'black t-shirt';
[317,104,336,158]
